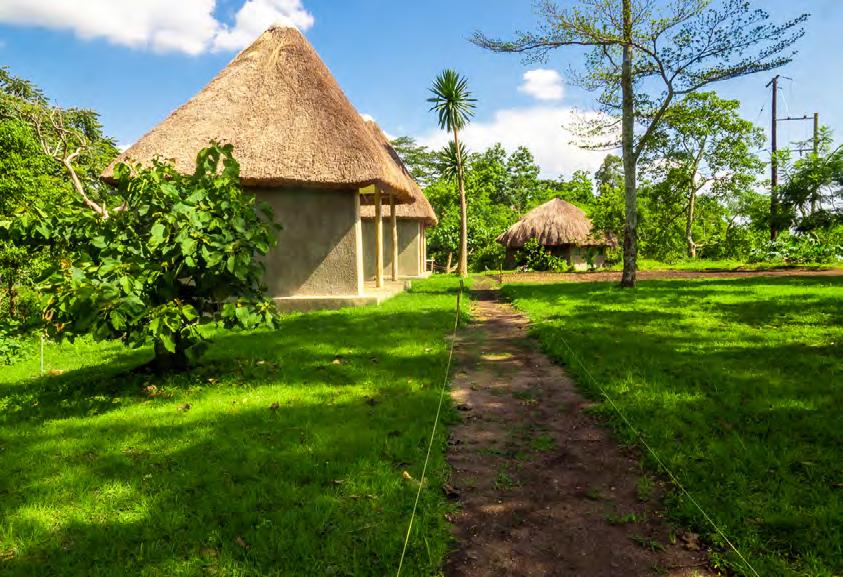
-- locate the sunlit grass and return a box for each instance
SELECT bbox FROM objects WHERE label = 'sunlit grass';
[0,276,466,577]
[502,276,842,577]
[606,258,843,271]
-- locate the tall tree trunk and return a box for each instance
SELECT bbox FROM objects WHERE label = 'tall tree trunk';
[686,187,697,259]
[620,0,637,288]
[453,127,469,278]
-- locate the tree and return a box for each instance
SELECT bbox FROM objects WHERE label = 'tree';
[11,144,280,372]
[390,136,438,187]
[428,69,477,277]
[778,128,843,232]
[505,146,542,211]
[642,92,764,257]
[0,67,118,323]
[590,154,625,240]
[473,0,808,286]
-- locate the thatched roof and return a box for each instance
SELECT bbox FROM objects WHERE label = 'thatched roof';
[497,198,617,248]
[102,26,415,202]
[359,120,438,226]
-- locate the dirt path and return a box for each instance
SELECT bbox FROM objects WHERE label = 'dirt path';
[444,282,713,577]
[502,267,843,284]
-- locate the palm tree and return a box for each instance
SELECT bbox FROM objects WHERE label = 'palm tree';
[428,69,476,277]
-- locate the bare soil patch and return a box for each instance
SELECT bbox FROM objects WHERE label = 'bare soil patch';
[444,284,714,577]
[501,267,843,285]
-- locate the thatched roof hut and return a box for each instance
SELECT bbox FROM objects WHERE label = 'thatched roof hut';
[102,25,415,203]
[359,121,438,226]
[497,198,615,248]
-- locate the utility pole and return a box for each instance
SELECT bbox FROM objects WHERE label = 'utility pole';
[775,112,820,211]
[813,112,820,213]
[766,75,779,241]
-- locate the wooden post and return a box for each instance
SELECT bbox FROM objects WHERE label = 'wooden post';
[374,188,384,288]
[767,74,780,241]
[419,222,425,275]
[390,193,398,281]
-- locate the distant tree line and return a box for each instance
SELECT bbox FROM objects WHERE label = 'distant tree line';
[393,92,842,272]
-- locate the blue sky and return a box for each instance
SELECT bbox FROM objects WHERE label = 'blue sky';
[0,0,837,177]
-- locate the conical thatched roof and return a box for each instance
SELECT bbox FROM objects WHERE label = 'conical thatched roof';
[497,198,616,248]
[359,120,438,226]
[102,26,414,202]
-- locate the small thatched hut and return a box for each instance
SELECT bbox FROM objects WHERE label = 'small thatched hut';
[103,26,420,310]
[497,198,616,270]
[359,121,437,279]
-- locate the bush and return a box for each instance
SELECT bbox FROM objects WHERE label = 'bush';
[519,238,568,272]
[748,233,842,264]
[470,242,507,272]
[30,143,280,372]
[0,331,22,365]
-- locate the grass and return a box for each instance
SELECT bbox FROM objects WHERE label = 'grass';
[605,258,843,272]
[0,276,467,577]
[475,258,843,276]
[501,276,842,577]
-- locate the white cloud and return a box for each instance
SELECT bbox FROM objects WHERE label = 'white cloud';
[213,0,314,51]
[519,69,565,101]
[360,113,395,141]
[0,0,314,56]
[417,106,613,179]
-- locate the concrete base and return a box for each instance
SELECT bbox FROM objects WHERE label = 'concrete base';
[273,280,409,313]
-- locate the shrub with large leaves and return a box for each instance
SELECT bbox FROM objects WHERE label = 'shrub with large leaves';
[37,143,279,370]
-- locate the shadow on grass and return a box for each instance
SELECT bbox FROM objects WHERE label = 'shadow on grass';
[1,397,452,577]
[0,281,465,577]
[503,276,842,576]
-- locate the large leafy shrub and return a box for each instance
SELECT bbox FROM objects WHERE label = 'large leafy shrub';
[25,143,280,371]
[749,232,842,264]
[519,238,568,272]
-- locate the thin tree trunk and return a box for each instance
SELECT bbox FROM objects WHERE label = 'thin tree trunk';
[620,0,637,288]
[446,252,453,274]
[152,338,190,373]
[685,138,707,259]
[686,188,697,259]
[6,275,15,318]
[453,127,469,278]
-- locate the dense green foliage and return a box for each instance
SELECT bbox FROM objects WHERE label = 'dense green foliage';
[0,67,118,331]
[0,276,465,576]
[503,276,842,577]
[518,238,568,272]
[403,141,599,271]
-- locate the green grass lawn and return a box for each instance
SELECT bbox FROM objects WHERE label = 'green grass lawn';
[0,276,466,577]
[502,276,842,577]
[605,258,843,272]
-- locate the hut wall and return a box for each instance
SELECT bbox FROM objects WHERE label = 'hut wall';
[567,246,606,270]
[361,218,422,278]
[254,187,362,297]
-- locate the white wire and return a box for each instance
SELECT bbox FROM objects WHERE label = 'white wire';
[395,282,463,577]
[550,328,762,577]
